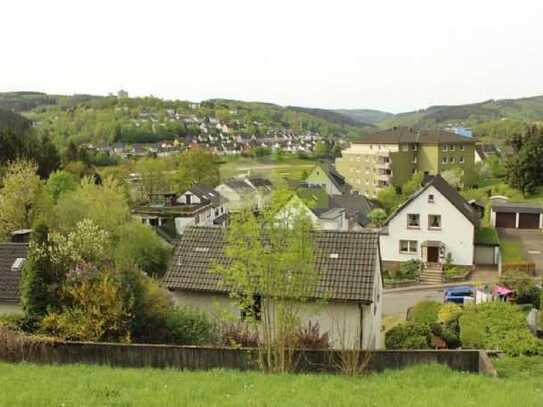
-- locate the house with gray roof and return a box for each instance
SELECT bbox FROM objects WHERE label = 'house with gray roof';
[380,175,482,278]
[132,184,228,236]
[215,177,273,213]
[163,227,383,349]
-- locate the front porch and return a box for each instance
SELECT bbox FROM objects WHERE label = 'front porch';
[419,241,446,284]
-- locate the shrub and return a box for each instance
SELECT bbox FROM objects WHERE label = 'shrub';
[296,321,330,350]
[221,323,259,348]
[0,314,25,331]
[459,302,543,356]
[438,303,463,324]
[399,260,422,280]
[367,209,387,227]
[441,321,462,349]
[385,322,431,349]
[165,307,213,345]
[408,301,441,325]
[499,271,536,291]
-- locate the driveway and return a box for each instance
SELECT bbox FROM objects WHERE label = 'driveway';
[383,289,443,319]
[497,228,543,274]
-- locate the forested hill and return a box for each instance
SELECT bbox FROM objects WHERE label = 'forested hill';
[376,95,543,129]
[0,93,371,148]
[334,109,394,125]
[286,106,374,127]
[0,109,32,133]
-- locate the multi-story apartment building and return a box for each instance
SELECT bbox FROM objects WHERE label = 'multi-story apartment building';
[335,127,475,197]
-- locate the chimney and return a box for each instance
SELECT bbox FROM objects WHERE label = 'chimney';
[11,229,32,243]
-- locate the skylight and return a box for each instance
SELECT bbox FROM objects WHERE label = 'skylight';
[11,258,25,272]
[329,253,339,259]
[194,247,209,253]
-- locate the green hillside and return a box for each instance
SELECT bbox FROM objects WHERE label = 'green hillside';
[0,93,371,148]
[377,95,543,129]
[335,109,394,125]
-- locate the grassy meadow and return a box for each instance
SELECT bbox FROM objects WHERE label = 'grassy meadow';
[0,359,542,406]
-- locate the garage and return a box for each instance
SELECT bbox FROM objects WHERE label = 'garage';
[491,198,543,230]
[495,212,516,228]
[519,213,540,229]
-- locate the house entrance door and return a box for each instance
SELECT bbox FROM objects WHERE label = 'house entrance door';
[427,246,439,263]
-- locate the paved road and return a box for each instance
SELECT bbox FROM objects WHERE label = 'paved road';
[498,228,543,274]
[383,288,444,318]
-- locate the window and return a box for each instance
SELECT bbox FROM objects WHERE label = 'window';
[450,157,455,164]
[442,145,448,151]
[428,214,442,229]
[411,144,418,151]
[185,194,192,204]
[412,168,416,175]
[441,156,448,164]
[460,145,465,151]
[400,240,418,254]
[459,156,464,164]
[240,294,262,321]
[402,144,409,152]
[428,194,435,203]
[412,156,417,164]
[370,144,373,150]
[450,145,455,151]
[407,213,420,228]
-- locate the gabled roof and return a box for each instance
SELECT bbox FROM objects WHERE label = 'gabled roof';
[316,162,352,194]
[330,194,374,227]
[188,184,226,207]
[385,175,478,226]
[491,199,543,214]
[0,243,28,304]
[353,126,476,145]
[475,144,500,160]
[163,227,380,303]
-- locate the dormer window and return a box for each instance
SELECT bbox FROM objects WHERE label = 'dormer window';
[428,194,435,203]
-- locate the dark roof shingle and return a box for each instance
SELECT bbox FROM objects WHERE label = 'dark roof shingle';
[163,227,380,303]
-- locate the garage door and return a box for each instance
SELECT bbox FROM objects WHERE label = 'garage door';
[495,212,516,228]
[519,213,540,229]
[474,246,496,265]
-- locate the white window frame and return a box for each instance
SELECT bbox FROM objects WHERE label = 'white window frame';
[459,156,464,164]
[428,214,442,230]
[399,240,418,254]
[407,213,420,228]
[442,145,448,151]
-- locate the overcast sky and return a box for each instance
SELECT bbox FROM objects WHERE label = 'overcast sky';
[2,1,543,113]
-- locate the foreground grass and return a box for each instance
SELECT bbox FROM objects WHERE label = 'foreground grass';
[1,361,542,406]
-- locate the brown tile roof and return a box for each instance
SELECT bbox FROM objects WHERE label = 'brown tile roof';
[352,126,475,145]
[0,243,28,303]
[163,227,380,303]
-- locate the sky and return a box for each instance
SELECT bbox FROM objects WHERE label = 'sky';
[2,0,543,113]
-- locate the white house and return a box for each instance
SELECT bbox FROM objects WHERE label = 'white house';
[275,194,348,231]
[380,175,479,267]
[163,227,383,350]
[215,177,273,213]
[132,184,228,236]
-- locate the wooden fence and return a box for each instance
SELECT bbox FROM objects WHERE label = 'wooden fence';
[0,329,495,375]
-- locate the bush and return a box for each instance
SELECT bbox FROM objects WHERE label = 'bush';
[459,302,543,356]
[408,301,441,325]
[385,322,431,349]
[399,260,422,280]
[499,271,541,308]
[441,321,462,349]
[0,314,25,331]
[220,323,259,348]
[296,321,330,350]
[165,307,213,346]
[438,303,463,324]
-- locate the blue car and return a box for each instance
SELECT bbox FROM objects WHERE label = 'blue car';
[444,286,474,304]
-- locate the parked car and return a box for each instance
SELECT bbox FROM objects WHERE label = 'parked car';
[444,286,474,304]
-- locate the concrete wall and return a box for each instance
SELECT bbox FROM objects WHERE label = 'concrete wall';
[380,184,475,265]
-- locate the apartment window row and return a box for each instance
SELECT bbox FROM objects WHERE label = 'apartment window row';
[441,156,464,164]
[407,213,442,229]
[442,144,465,152]
[401,144,418,152]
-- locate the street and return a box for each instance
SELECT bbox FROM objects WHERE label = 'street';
[383,288,444,318]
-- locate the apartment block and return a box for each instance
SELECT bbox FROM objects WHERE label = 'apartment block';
[335,127,475,197]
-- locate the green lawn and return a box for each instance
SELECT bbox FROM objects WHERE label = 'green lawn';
[475,227,500,246]
[219,156,317,181]
[501,239,524,263]
[1,360,542,406]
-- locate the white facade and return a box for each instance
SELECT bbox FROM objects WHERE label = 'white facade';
[380,184,475,266]
[274,196,348,231]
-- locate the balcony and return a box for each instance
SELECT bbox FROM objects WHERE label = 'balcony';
[376,160,391,170]
[378,173,391,182]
